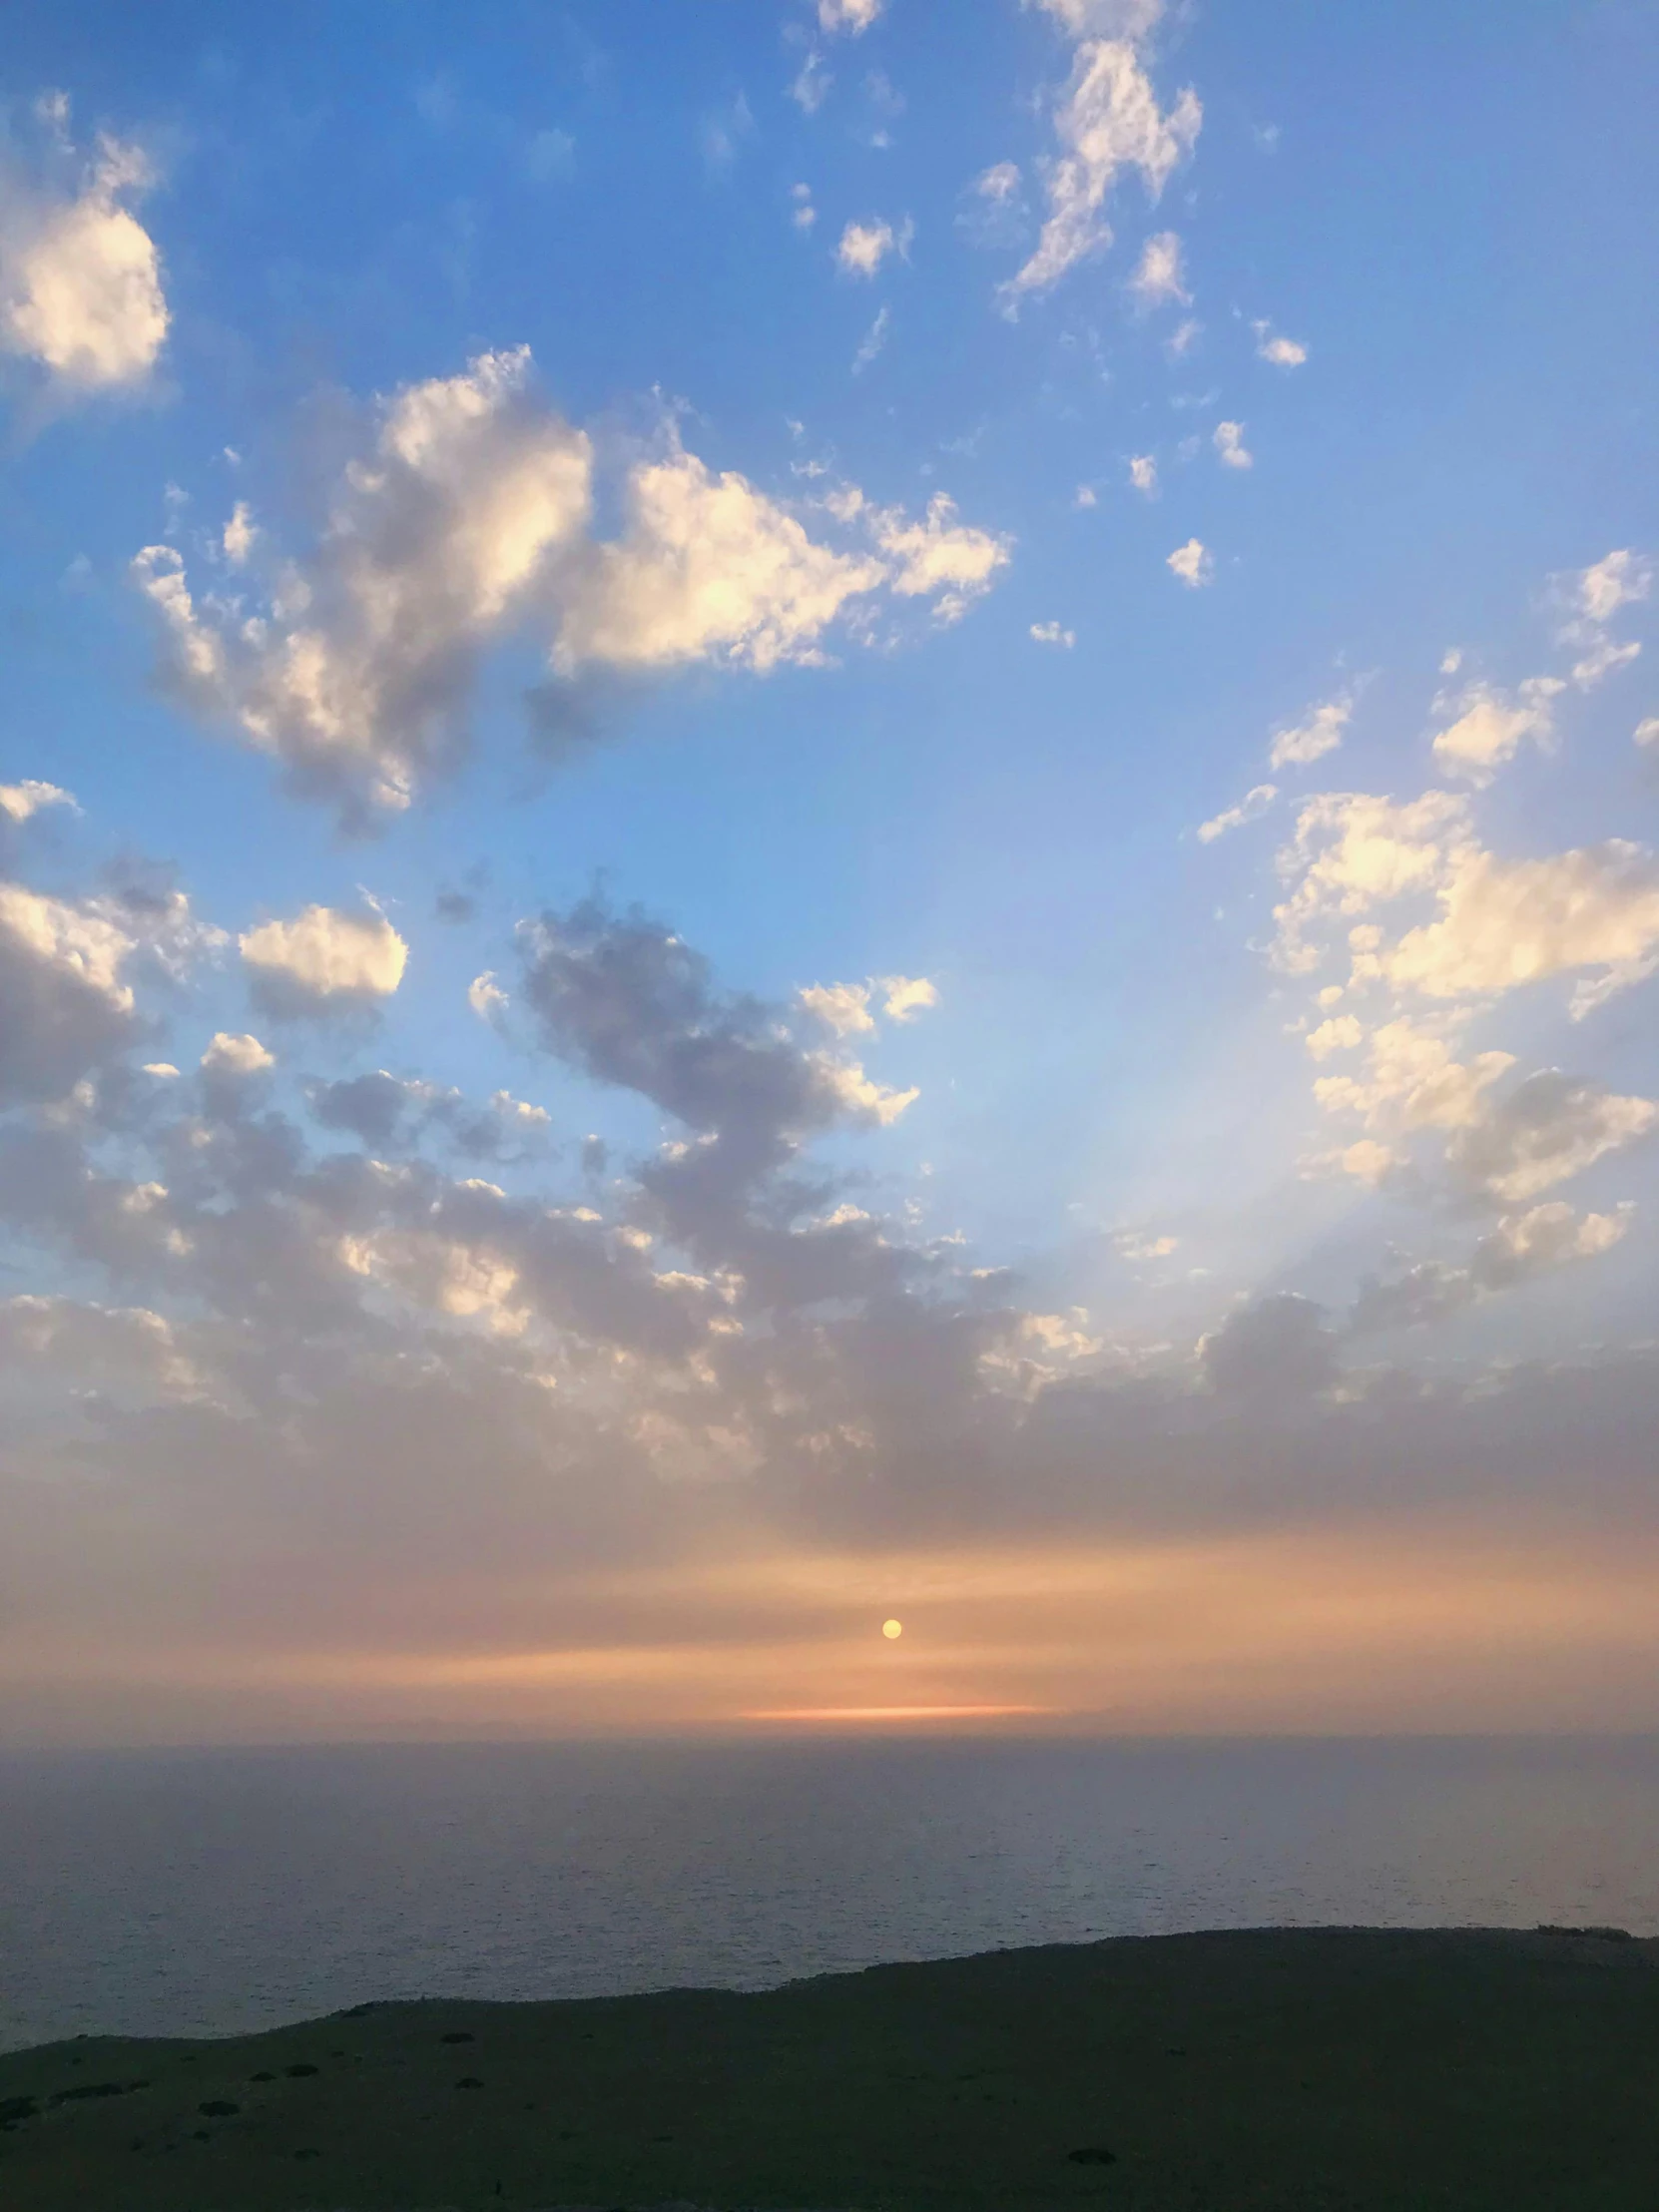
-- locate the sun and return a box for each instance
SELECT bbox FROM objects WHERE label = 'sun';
[881,1618,903,1639]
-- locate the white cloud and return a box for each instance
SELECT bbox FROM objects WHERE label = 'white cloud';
[222,501,256,567]
[1253,319,1307,367]
[1305,1014,1363,1060]
[851,304,890,373]
[1213,419,1252,470]
[1030,619,1076,648]
[1269,694,1351,771]
[135,346,594,821]
[791,53,832,115]
[816,1056,918,1123]
[0,879,142,1104]
[1028,0,1166,39]
[0,111,168,393]
[790,183,818,231]
[866,490,1011,615]
[1351,1201,1633,1329]
[1167,537,1212,588]
[468,970,508,1021]
[1165,316,1200,359]
[1272,789,1474,974]
[1074,483,1099,509]
[878,974,937,1021]
[557,446,884,674]
[1114,1227,1178,1261]
[1198,783,1276,842]
[975,161,1022,203]
[1431,676,1562,785]
[141,353,1011,810]
[1000,40,1200,306]
[1573,548,1650,628]
[836,218,909,276]
[1128,453,1157,496]
[801,973,937,1034]
[1445,1072,1656,1206]
[0,779,77,824]
[201,1031,274,1076]
[240,904,407,1010]
[1275,789,1659,1015]
[1128,229,1188,306]
[1635,717,1659,751]
[1378,840,1659,1010]
[820,0,882,31]
[1473,1200,1632,1282]
[800,981,874,1035]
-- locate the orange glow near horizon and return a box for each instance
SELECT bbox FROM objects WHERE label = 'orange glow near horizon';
[11,1518,1659,1744]
[740,1704,1053,1723]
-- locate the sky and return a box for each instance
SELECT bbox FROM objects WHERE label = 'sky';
[2,0,1658,1746]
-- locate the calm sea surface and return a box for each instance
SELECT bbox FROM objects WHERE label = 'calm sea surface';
[3,1735,1657,2053]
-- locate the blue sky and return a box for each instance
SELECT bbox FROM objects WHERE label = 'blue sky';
[2,1,1658,1742]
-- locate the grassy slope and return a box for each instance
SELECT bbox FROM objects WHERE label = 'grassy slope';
[1,1928,1655,2210]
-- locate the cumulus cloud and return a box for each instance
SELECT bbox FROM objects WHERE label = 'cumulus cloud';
[1030,619,1075,648]
[798,972,936,1036]
[137,352,1009,818]
[200,1031,275,1077]
[1198,783,1276,842]
[1201,1293,1338,1399]
[819,0,882,30]
[1572,549,1650,628]
[1128,229,1187,306]
[1275,789,1659,1014]
[1213,419,1252,470]
[1128,453,1157,496]
[0,879,142,1105]
[1443,1070,1656,1206]
[835,217,909,276]
[1350,1203,1633,1334]
[1377,840,1659,1008]
[135,347,594,821]
[240,904,408,1017]
[555,442,886,674]
[0,780,77,825]
[1027,0,1167,35]
[1167,537,1212,587]
[0,101,168,396]
[1431,677,1563,785]
[1636,717,1659,751]
[1269,694,1351,772]
[999,39,1200,307]
[1253,319,1307,367]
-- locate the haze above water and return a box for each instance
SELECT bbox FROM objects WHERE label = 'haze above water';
[5,1735,1657,2055]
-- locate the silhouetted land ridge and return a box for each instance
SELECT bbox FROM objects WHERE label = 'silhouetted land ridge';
[2,1926,1656,2208]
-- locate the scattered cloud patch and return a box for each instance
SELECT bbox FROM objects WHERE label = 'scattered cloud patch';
[0,97,169,396]
[1270,694,1351,772]
[1128,453,1157,496]
[1128,229,1188,306]
[1030,620,1076,648]
[1213,419,1252,470]
[851,304,890,373]
[836,217,910,276]
[1253,319,1307,367]
[240,904,408,1017]
[1198,783,1276,842]
[1167,537,1212,587]
[999,39,1201,307]
[0,780,77,825]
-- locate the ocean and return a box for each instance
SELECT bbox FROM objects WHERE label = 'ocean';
[3,1734,1657,2054]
